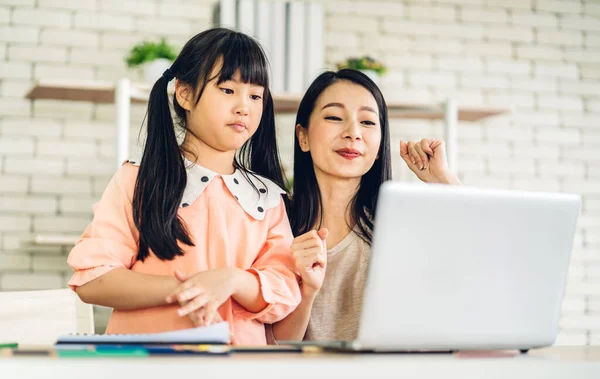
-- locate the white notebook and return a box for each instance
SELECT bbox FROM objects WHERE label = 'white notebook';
[56,322,230,345]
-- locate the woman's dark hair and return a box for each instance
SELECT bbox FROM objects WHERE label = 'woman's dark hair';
[133,28,286,261]
[289,69,392,245]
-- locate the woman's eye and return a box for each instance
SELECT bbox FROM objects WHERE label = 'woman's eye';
[220,88,233,94]
[362,120,376,126]
[325,116,342,121]
[251,94,262,100]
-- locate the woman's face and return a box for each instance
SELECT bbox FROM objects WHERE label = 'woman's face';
[297,80,382,181]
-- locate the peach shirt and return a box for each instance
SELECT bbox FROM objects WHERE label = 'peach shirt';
[67,159,301,345]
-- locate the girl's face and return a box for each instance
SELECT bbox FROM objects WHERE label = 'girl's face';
[297,80,382,181]
[176,65,265,153]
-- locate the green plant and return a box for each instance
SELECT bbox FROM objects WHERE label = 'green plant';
[125,39,178,68]
[336,55,387,75]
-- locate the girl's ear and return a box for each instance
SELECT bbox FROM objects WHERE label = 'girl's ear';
[175,79,194,111]
[296,124,310,152]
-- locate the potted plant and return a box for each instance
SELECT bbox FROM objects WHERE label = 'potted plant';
[336,55,387,84]
[125,39,178,84]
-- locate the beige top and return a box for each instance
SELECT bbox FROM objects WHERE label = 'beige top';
[304,230,371,341]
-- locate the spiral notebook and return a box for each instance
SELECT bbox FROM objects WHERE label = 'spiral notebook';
[56,322,230,345]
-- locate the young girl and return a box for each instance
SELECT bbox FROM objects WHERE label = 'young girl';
[270,69,461,342]
[67,28,301,345]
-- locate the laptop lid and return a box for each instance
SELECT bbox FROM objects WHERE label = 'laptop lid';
[356,182,580,351]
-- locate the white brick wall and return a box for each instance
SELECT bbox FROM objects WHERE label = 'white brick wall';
[38,0,96,11]
[460,8,508,24]
[100,0,156,16]
[0,195,57,214]
[12,8,72,28]
[561,15,600,32]
[0,26,39,44]
[1,272,63,290]
[33,215,91,233]
[324,0,600,346]
[511,11,558,28]
[0,215,31,232]
[32,255,71,272]
[487,0,533,10]
[517,46,563,62]
[536,127,582,145]
[74,12,135,31]
[0,6,8,23]
[488,25,534,43]
[31,177,92,195]
[59,195,99,214]
[1,0,599,342]
[34,64,95,81]
[0,175,28,193]
[0,254,31,271]
[326,1,405,18]
[465,41,513,57]
[0,62,32,79]
[0,1,215,336]
[407,5,457,22]
[536,0,582,14]
[537,30,584,46]
[40,29,100,48]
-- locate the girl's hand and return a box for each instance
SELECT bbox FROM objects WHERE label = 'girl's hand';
[291,228,328,298]
[171,271,224,327]
[166,268,234,326]
[400,138,461,185]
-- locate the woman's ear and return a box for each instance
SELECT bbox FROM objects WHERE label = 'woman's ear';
[175,79,193,111]
[296,124,310,152]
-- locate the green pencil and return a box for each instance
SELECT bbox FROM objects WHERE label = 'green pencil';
[0,343,18,349]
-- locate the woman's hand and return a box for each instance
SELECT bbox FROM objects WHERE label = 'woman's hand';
[291,228,328,298]
[400,138,461,185]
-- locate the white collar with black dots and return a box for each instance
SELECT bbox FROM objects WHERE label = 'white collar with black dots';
[124,157,286,221]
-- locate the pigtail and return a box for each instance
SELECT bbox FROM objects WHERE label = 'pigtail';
[132,72,193,261]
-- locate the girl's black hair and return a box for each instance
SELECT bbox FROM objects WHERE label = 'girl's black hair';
[133,28,286,261]
[289,69,392,245]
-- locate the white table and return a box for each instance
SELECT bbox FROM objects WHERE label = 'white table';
[2,347,600,379]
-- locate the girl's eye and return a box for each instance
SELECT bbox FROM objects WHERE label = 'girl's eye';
[220,88,233,94]
[362,120,376,126]
[251,95,262,100]
[325,116,342,121]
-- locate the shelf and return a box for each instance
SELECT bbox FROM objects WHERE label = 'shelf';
[33,234,79,246]
[26,79,510,122]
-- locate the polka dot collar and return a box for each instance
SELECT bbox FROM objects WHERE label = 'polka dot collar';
[124,157,286,221]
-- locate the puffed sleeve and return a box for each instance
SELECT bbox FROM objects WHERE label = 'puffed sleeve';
[234,197,301,323]
[67,163,139,290]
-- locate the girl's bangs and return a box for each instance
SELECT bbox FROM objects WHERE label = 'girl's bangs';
[215,37,269,88]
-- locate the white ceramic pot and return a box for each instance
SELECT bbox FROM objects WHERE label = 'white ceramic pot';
[359,69,380,85]
[143,58,173,84]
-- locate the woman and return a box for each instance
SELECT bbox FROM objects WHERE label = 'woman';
[271,69,461,342]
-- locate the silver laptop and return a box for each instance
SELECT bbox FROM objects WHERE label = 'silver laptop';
[353,182,580,352]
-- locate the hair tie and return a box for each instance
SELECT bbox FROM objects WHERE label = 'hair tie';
[162,68,174,81]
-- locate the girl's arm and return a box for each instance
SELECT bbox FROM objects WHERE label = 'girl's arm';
[75,268,180,309]
[68,164,165,310]
[234,199,302,323]
[229,268,269,313]
[167,198,302,323]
